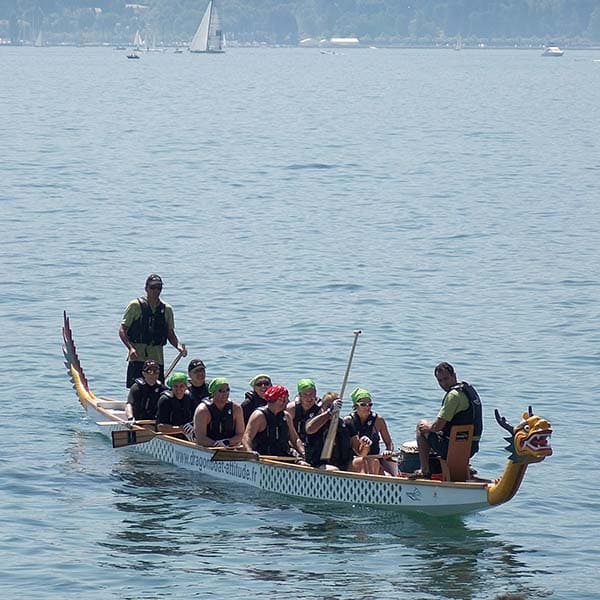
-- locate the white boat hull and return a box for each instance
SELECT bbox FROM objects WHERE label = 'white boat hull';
[88,401,490,516]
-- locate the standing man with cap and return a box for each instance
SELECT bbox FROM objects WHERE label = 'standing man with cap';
[119,274,187,388]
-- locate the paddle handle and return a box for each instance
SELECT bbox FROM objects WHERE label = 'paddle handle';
[321,330,362,461]
[164,347,185,380]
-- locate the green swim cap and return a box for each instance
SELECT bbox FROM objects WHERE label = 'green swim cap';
[209,377,229,396]
[350,387,371,406]
[249,373,271,387]
[297,378,316,392]
[167,372,188,387]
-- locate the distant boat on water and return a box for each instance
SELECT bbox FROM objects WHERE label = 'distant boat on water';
[542,45,564,57]
[189,0,225,53]
[133,29,144,51]
[454,34,462,51]
[126,50,140,59]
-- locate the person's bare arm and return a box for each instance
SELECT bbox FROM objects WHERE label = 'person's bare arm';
[242,411,266,452]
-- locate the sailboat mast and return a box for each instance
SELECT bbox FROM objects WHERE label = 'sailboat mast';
[206,0,213,51]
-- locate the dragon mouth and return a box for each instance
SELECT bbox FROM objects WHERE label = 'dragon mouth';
[522,430,553,455]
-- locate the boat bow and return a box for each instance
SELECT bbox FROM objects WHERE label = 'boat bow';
[487,407,553,506]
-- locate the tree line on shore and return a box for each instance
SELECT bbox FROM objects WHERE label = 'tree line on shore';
[2,0,600,46]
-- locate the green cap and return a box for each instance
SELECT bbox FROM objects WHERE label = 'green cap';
[209,377,229,396]
[297,378,316,392]
[249,373,271,387]
[350,387,371,406]
[167,372,188,387]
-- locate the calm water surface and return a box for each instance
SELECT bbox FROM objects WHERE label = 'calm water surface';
[1,46,599,599]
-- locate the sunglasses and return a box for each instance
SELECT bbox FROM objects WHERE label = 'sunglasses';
[143,368,159,374]
[357,401,373,407]
[217,387,230,393]
[255,381,271,387]
[148,285,162,290]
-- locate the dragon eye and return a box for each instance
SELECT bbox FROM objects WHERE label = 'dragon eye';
[523,424,530,432]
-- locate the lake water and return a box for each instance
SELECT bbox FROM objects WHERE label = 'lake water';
[1,46,599,599]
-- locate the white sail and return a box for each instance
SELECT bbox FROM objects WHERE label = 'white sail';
[133,30,144,50]
[190,0,225,53]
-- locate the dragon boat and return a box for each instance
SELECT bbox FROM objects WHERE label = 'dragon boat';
[62,312,552,517]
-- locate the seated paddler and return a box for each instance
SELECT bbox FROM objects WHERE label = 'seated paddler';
[304,394,365,471]
[286,378,322,446]
[242,385,303,457]
[194,377,244,448]
[345,387,397,476]
[125,359,167,422]
[241,373,272,425]
[187,358,210,413]
[413,361,483,479]
[156,372,195,441]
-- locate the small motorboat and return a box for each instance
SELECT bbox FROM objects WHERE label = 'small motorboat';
[542,46,564,57]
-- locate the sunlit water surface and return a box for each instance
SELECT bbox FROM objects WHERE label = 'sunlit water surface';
[1,46,599,599]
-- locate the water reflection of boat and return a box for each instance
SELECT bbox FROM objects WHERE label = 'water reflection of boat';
[62,311,552,517]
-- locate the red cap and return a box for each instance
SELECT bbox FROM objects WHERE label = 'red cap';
[264,385,288,403]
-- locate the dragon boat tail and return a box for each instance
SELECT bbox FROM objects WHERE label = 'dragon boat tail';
[62,312,552,517]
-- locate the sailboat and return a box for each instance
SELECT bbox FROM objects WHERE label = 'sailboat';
[34,30,43,47]
[133,29,144,51]
[189,0,225,53]
[454,34,462,51]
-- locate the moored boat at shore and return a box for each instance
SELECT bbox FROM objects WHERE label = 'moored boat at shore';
[62,312,552,517]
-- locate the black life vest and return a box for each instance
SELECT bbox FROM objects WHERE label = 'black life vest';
[442,381,483,439]
[348,412,381,455]
[253,406,290,456]
[127,297,168,346]
[156,390,194,426]
[189,383,210,414]
[293,400,321,443]
[206,401,235,440]
[241,391,266,425]
[129,377,166,420]
[305,418,354,470]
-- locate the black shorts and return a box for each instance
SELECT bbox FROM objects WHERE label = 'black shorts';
[426,432,479,459]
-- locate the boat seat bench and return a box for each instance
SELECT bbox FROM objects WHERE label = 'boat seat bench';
[440,424,474,482]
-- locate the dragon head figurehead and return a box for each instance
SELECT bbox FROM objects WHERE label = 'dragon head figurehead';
[495,406,553,464]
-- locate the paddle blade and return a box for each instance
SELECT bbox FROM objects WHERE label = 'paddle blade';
[112,428,156,448]
[210,449,258,462]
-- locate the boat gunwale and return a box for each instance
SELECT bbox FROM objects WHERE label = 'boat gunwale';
[86,394,489,490]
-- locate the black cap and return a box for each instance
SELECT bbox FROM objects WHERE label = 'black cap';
[142,359,159,372]
[188,359,206,372]
[145,274,163,287]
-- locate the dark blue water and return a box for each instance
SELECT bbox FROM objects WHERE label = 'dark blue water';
[2,46,599,599]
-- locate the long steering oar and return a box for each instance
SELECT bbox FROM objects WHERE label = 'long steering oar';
[164,346,186,380]
[321,329,362,461]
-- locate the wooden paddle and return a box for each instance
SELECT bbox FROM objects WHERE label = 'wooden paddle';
[164,347,186,380]
[97,419,156,427]
[112,428,161,448]
[320,330,362,461]
[210,448,300,462]
[111,424,190,447]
